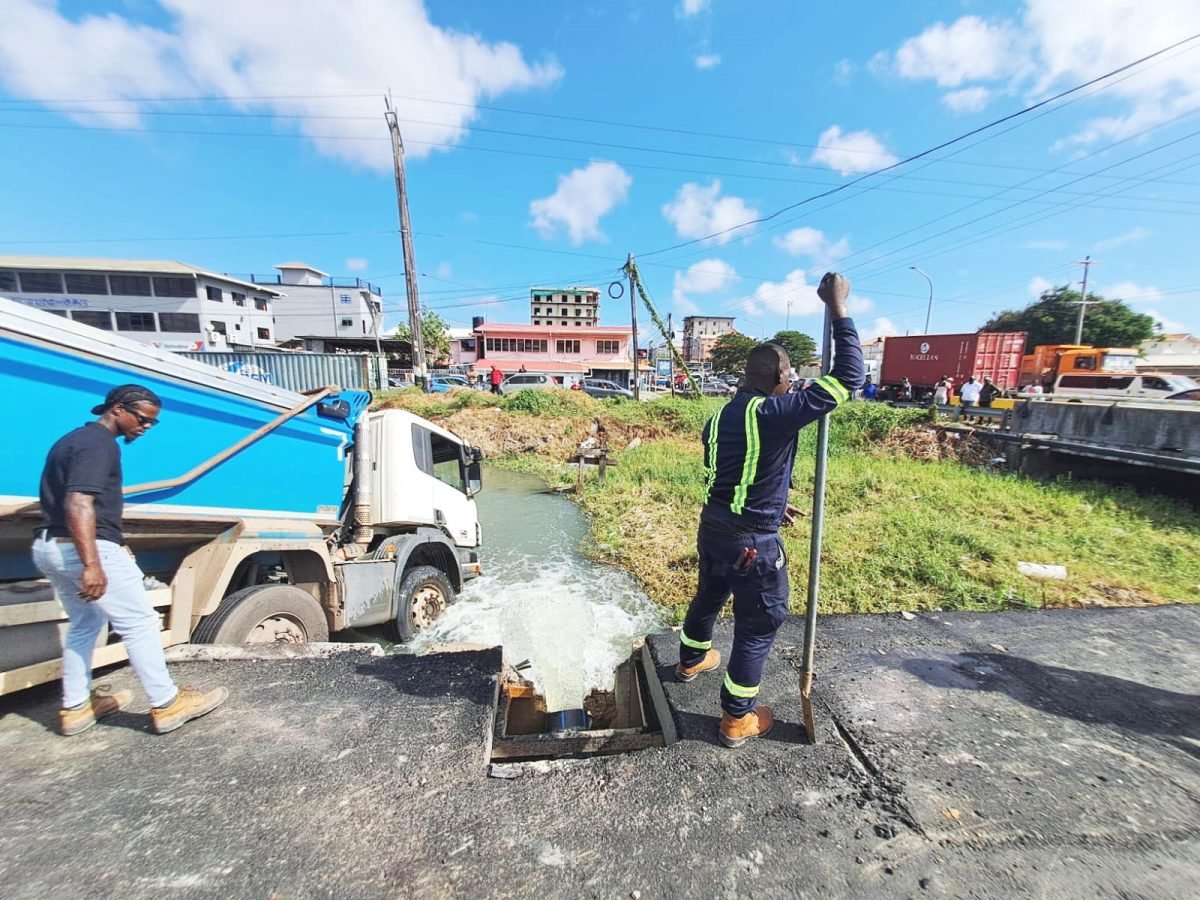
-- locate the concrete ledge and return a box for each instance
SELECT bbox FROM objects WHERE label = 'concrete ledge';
[164,641,386,662]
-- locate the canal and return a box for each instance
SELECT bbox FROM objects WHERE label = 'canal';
[410,468,666,710]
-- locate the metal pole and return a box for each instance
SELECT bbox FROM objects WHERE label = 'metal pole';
[668,312,675,397]
[909,266,933,333]
[628,253,640,400]
[1073,256,1096,345]
[385,96,427,390]
[800,308,833,744]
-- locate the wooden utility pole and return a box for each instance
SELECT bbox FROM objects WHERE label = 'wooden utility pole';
[627,253,640,400]
[384,96,427,389]
[667,312,675,397]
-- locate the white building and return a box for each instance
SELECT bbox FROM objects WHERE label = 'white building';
[531,286,600,327]
[247,263,383,342]
[682,315,736,362]
[1139,332,1200,377]
[0,255,280,350]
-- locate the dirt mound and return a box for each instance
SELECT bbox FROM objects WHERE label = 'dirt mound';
[439,407,672,460]
[876,426,997,467]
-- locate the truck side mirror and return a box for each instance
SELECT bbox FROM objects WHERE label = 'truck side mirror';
[467,459,482,496]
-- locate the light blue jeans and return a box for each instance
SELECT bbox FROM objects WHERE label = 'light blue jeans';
[32,536,178,709]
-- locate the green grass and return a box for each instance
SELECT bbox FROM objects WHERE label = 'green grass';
[376,389,1200,613]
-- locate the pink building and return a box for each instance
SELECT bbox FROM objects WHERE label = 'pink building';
[453,322,634,386]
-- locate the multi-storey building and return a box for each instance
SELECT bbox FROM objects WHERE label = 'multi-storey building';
[530,286,600,327]
[0,255,279,350]
[453,321,634,386]
[241,263,384,343]
[682,315,736,363]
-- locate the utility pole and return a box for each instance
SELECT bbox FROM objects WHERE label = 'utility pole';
[1072,256,1099,345]
[668,312,675,397]
[786,297,793,331]
[909,266,933,334]
[384,96,427,389]
[627,253,640,400]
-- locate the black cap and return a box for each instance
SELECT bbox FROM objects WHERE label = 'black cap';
[91,384,163,416]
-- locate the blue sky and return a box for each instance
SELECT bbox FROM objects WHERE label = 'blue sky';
[2,0,1199,343]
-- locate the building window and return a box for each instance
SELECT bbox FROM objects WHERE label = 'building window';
[19,271,63,292]
[257,328,271,340]
[340,293,352,304]
[533,307,540,315]
[575,309,581,316]
[575,293,582,302]
[64,273,109,295]
[115,312,157,332]
[596,340,620,355]
[71,310,112,330]
[341,318,353,327]
[206,285,224,301]
[575,322,582,326]
[231,292,246,306]
[210,320,228,336]
[45,309,68,317]
[153,276,195,298]
[533,320,540,326]
[159,312,201,332]
[561,308,568,316]
[556,339,580,354]
[109,274,152,296]
[0,270,16,291]
[254,298,269,311]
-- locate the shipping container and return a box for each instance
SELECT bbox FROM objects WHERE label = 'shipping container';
[177,351,385,392]
[879,331,1027,395]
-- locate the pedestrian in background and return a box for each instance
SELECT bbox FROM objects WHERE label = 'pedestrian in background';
[960,376,982,409]
[33,385,227,736]
[489,366,503,395]
[676,272,864,749]
[933,376,950,406]
[979,376,1000,408]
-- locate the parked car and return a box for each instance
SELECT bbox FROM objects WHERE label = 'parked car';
[500,372,557,394]
[702,378,735,396]
[1167,388,1200,401]
[1052,372,1199,400]
[582,379,634,400]
[429,375,471,394]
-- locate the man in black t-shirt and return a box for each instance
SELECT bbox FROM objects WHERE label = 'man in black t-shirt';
[33,384,227,736]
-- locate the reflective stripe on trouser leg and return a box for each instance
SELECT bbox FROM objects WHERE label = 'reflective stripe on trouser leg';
[679,631,712,651]
[723,672,759,698]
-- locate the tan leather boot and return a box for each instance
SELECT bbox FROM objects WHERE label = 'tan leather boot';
[59,688,133,736]
[719,704,775,748]
[676,649,721,682]
[150,685,228,735]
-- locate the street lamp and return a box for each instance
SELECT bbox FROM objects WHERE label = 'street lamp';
[909,266,933,334]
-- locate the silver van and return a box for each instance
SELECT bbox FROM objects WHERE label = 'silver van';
[499,372,557,395]
[1052,371,1199,400]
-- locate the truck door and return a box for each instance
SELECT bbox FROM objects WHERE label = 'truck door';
[411,425,478,548]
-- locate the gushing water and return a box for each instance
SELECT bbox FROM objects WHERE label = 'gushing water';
[410,468,666,710]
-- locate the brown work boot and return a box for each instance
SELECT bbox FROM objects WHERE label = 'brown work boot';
[150,685,228,735]
[676,649,721,683]
[59,688,134,736]
[719,704,775,748]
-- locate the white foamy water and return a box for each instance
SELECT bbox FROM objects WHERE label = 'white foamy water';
[409,469,666,710]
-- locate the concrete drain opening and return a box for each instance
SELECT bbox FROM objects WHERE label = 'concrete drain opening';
[490,645,669,762]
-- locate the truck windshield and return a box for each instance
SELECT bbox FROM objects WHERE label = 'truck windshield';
[1101,353,1139,372]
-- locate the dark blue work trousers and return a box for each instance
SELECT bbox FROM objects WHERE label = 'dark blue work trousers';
[679,522,789,717]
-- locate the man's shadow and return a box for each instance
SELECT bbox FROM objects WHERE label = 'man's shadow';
[903,652,1200,759]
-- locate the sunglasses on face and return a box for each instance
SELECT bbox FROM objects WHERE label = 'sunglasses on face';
[121,407,159,428]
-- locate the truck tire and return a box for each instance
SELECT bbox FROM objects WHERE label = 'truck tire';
[193,584,329,645]
[392,565,455,643]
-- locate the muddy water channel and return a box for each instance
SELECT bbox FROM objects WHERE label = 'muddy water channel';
[410,468,666,709]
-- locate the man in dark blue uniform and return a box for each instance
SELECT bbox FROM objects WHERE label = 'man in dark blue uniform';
[676,273,864,748]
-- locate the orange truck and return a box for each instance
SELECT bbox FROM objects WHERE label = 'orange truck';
[1019,344,1141,391]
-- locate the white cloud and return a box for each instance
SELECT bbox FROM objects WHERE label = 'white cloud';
[734,269,822,318]
[1104,281,1162,304]
[0,0,562,170]
[681,0,710,16]
[1029,275,1054,297]
[529,161,632,245]
[1095,227,1151,251]
[893,16,1027,88]
[661,180,759,245]
[810,125,899,177]
[672,259,737,311]
[942,86,992,113]
[772,227,850,269]
[861,317,899,341]
[879,2,1200,147]
[694,54,721,70]
[849,295,874,315]
[833,58,855,86]
[345,257,369,272]
[435,261,454,280]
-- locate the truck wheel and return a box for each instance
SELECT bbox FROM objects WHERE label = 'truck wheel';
[193,584,329,645]
[392,566,455,643]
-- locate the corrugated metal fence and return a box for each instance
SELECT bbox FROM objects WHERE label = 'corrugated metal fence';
[177,352,386,392]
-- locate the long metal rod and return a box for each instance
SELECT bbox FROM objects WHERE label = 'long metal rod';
[627,253,640,400]
[800,308,833,742]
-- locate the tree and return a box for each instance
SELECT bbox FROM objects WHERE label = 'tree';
[769,330,818,366]
[709,332,758,373]
[394,309,452,363]
[982,286,1156,348]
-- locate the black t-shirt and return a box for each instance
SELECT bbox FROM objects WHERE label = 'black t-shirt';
[39,422,124,545]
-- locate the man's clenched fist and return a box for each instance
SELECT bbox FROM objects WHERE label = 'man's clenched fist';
[817,272,851,318]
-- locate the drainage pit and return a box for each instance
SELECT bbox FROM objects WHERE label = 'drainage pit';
[490,647,668,762]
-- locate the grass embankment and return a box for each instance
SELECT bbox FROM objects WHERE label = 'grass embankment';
[376,388,1200,617]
